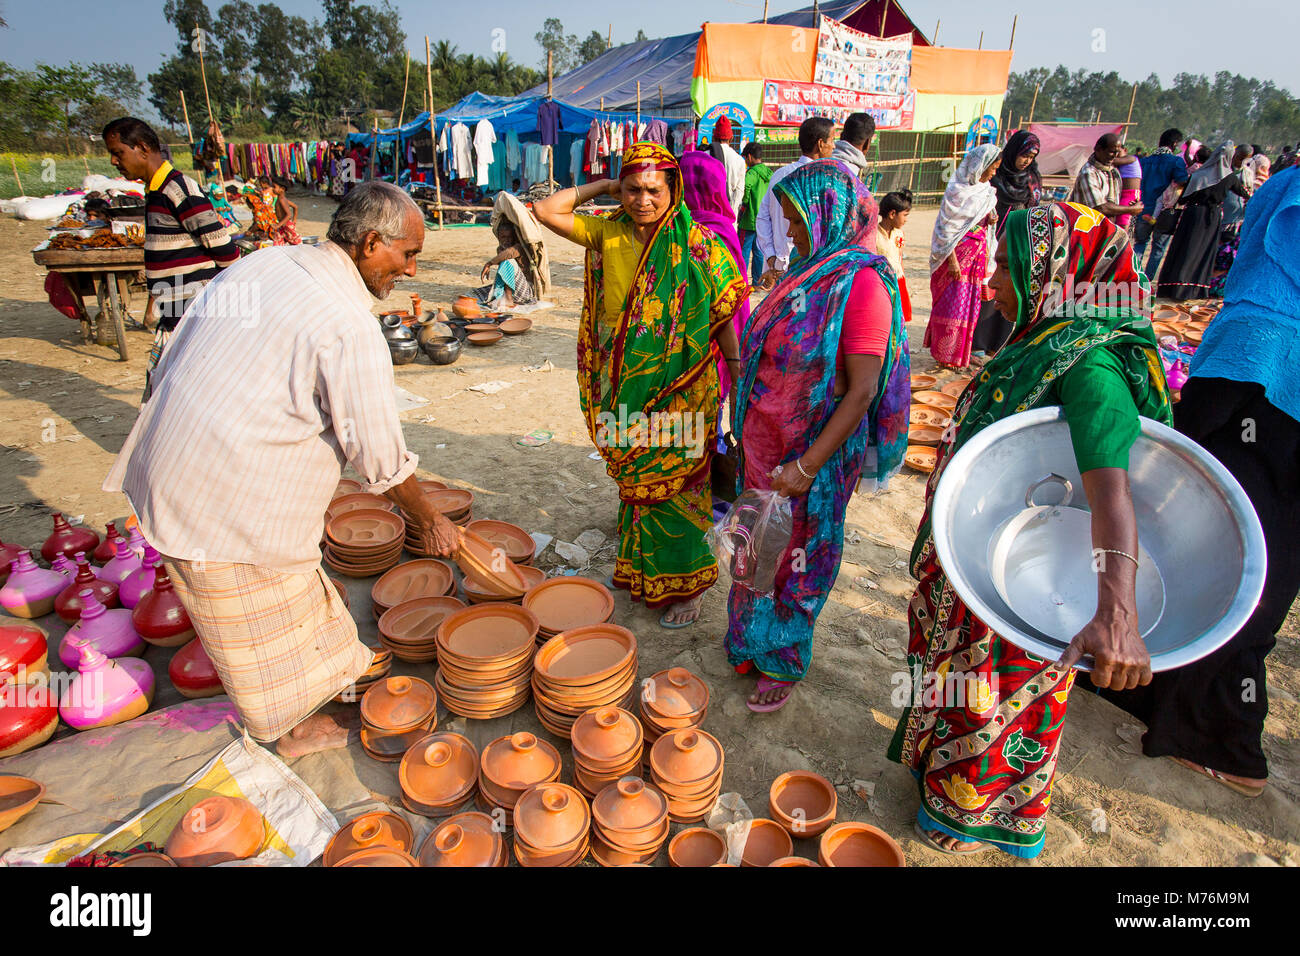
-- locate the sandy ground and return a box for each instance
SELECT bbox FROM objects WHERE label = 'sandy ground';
[1,196,1297,866]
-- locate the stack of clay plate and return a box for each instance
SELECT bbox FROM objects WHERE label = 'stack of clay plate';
[522,576,615,644]
[434,604,539,718]
[323,810,414,867]
[904,446,938,474]
[334,478,362,498]
[532,624,638,738]
[403,487,473,556]
[913,389,957,412]
[478,731,563,814]
[908,423,944,447]
[371,558,456,621]
[333,647,392,703]
[398,731,479,817]
[462,564,546,604]
[910,373,938,391]
[324,509,405,577]
[910,406,951,429]
[417,811,507,866]
[377,595,465,663]
[326,493,395,521]
[512,782,591,867]
[464,519,536,565]
[649,728,725,823]
[638,667,709,755]
[453,529,530,600]
[570,705,644,799]
[359,676,438,762]
[940,377,971,400]
[590,776,669,866]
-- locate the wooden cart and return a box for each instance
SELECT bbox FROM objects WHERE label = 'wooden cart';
[32,245,146,362]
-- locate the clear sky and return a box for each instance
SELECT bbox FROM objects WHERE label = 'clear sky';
[1,0,1294,102]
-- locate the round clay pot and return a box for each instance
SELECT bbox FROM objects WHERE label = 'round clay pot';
[768,770,838,838]
[417,811,504,867]
[452,295,481,318]
[0,622,48,685]
[591,776,668,834]
[323,811,414,867]
[512,783,590,853]
[741,818,794,867]
[131,565,195,647]
[168,637,224,699]
[398,732,479,810]
[58,641,155,731]
[668,826,728,867]
[0,551,69,619]
[55,559,120,623]
[768,855,820,866]
[649,728,724,788]
[481,732,562,791]
[818,821,906,867]
[0,776,45,833]
[93,522,125,564]
[40,513,100,564]
[360,675,437,733]
[164,795,263,866]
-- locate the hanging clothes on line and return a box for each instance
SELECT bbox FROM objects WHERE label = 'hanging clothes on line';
[474,118,497,187]
[538,100,561,147]
[449,122,473,181]
[570,138,585,187]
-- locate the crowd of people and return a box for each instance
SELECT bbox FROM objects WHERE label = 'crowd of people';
[92,106,1298,860]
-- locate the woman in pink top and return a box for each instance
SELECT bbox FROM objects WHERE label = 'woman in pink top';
[1116,147,1143,229]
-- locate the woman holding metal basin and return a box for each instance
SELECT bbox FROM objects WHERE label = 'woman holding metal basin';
[888,202,1174,857]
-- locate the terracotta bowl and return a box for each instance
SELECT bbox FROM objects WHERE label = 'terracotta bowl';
[940,378,971,398]
[740,818,794,867]
[468,330,504,346]
[0,776,45,833]
[499,317,532,334]
[668,826,729,867]
[818,821,906,867]
[769,855,820,866]
[164,795,264,866]
[768,770,837,837]
[464,322,499,334]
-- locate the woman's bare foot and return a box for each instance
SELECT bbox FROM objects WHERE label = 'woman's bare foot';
[920,826,986,853]
[275,712,351,759]
[1168,756,1266,794]
[660,594,703,626]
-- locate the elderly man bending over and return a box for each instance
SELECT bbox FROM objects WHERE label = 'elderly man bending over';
[105,181,458,758]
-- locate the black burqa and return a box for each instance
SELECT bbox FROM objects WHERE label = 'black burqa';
[974,131,1043,355]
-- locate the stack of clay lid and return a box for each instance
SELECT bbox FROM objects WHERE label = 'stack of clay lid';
[512,782,591,867]
[532,624,638,738]
[464,519,536,565]
[570,705,644,799]
[403,489,474,556]
[817,821,905,866]
[590,776,670,866]
[323,810,414,866]
[399,731,479,817]
[462,564,546,604]
[326,493,395,521]
[333,647,392,703]
[434,604,539,718]
[478,731,563,813]
[638,667,709,753]
[522,576,615,643]
[452,529,529,600]
[940,376,971,399]
[417,811,506,866]
[740,818,794,866]
[371,558,456,620]
[333,478,362,498]
[914,389,957,412]
[649,728,725,823]
[769,770,837,838]
[359,676,438,761]
[377,595,465,662]
[324,509,405,577]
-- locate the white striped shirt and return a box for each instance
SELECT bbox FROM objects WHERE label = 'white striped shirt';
[104,240,417,573]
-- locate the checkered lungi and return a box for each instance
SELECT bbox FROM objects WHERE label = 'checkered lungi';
[164,559,371,742]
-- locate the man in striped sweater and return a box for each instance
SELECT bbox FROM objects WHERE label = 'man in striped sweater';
[102,117,239,396]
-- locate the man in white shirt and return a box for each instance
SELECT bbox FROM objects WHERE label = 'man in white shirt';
[756,116,835,288]
[708,116,747,222]
[105,182,460,759]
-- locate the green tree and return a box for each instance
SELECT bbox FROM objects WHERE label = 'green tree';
[535,17,577,73]
[577,30,605,64]
[35,64,96,153]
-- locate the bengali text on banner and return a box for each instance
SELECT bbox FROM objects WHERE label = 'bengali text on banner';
[760,79,916,129]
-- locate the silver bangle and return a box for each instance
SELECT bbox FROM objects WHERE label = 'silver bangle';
[795,458,815,480]
[1094,548,1138,568]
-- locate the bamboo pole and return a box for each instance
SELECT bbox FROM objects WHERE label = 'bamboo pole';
[659,85,664,113]
[879,0,887,35]
[546,51,553,97]
[1009,14,1018,49]
[179,89,194,144]
[608,24,612,49]
[195,22,214,120]
[9,155,24,195]
[1124,81,1138,133]
[933,19,940,45]
[398,50,411,126]
[763,0,769,24]
[425,36,443,229]
[546,52,554,192]
[1028,83,1040,124]
[906,130,921,190]
[600,97,604,111]
[978,30,984,50]
[637,81,641,126]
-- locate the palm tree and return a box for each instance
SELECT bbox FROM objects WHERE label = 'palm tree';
[431,40,459,83]
[486,52,515,93]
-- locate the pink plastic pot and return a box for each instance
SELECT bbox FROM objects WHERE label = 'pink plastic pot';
[0,551,66,618]
[58,639,155,731]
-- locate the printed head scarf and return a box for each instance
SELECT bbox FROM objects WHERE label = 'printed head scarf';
[930,143,1001,272]
[991,130,1042,223]
[619,141,678,184]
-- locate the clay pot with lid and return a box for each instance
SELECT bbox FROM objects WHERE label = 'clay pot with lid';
[360,675,437,733]
[741,818,794,867]
[118,547,160,609]
[418,811,505,867]
[817,821,905,867]
[513,782,590,855]
[40,513,100,563]
[572,706,643,768]
[592,777,669,855]
[641,667,709,729]
[323,811,413,867]
[769,770,837,838]
[0,551,67,618]
[58,590,144,666]
[58,639,155,731]
[164,795,264,866]
[92,521,125,563]
[649,728,724,788]
[168,637,225,699]
[398,732,479,814]
[131,565,195,647]
[480,732,562,798]
[668,826,729,867]
[99,539,144,585]
[55,557,120,623]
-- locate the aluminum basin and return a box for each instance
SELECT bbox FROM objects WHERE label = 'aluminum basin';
[931,407,1266,671]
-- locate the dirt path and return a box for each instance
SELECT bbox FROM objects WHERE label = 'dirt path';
[1,197,1296,866]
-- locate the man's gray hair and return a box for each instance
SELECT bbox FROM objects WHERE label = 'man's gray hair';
[327,181,421,247]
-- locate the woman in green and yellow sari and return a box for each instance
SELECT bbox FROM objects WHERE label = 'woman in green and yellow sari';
[535,143,748,626]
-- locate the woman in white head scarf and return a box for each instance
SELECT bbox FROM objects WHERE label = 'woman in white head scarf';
[926,143,1002,369]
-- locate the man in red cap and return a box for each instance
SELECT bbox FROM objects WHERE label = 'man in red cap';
[706,116,746,224]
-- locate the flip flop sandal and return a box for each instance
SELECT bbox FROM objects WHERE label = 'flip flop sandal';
[1166,757,1266,797]
[659,612,694,630]
[913,821,993,856]
[746,675,796,713]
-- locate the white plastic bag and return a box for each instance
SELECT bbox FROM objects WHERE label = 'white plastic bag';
[706,488,793,597]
